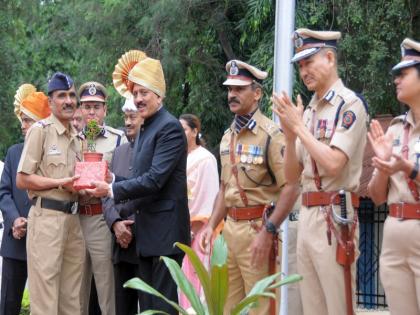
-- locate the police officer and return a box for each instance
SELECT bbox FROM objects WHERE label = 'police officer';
[272,29,368,315]
[77,81,126,315]
[16,72,85,315]
[199,60,298,315]
[0,84,50,315]
[368,38,420,315]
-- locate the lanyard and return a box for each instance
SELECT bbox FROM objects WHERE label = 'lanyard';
[402,123,419,201]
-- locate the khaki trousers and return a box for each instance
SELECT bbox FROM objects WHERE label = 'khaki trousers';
[297,206,358,315]
[380,217,420,315]
[287,219,303,315]
[27,204,85,315]
[79,214,115,315]
[222,217,278,315]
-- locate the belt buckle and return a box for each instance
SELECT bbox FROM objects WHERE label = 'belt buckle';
[83,204,92,215]
[230,207,238,221]
[397,202,404,221]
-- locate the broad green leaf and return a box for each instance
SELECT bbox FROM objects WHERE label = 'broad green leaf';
[160,256,206,315]
[247,272,281,296]
[175,242,214,313]
[269,274,303,290]
[139,311,170,315]
[210,264,228,315]
[230,292,275,315]
[210,235,228,267]
[124,277,189,315]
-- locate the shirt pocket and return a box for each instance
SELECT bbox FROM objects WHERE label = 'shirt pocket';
[45,154,66,178]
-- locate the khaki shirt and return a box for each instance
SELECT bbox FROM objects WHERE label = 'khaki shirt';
[17,114,82,201]
[297,79,368,193]
[220,109,286,207]
[79,125,127,205]
[377,111,420,204]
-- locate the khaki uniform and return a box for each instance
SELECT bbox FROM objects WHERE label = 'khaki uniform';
[79,125,126,315]
[296,79,367,315]
[220,109,285,315]
[374,111,420,315]
[17,114,85,315]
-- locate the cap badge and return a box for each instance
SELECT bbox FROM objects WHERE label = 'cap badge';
[294,33,303,49]
[230,61,239,75]
[88,84,97,96]
[401,44,406,57]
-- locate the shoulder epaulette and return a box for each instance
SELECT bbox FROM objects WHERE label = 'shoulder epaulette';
[259,116,281,137]
[106,126,125,136]
[390,114,405,126]
[34,119,51,128]
[223,128,231,135]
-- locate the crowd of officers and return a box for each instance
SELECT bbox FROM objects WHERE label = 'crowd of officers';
[0,27,419,315]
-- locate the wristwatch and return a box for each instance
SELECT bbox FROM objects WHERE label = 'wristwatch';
[265,219,278,235]
[409,162,419,180]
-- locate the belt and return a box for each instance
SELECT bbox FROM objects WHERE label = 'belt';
[302,191,359,208]
[227,205,265,221]
[79,203,103,216]
[31,197,77,214]
[389,203,420,220]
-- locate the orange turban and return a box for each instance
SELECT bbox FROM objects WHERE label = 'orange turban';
[14,84,51,122]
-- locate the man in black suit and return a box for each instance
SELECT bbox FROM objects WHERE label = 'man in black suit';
[103,98,143,315]
[88,53,190,314]
[0,84,51,315]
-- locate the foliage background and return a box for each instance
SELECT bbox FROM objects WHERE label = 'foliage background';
[1,0,419,159]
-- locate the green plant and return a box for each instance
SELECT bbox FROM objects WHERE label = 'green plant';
[20,288,30,315]
[85,119,101,152]
[124,235,302,315]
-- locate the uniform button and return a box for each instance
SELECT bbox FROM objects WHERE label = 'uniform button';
[136,210,140,214]
[129,166,133,170]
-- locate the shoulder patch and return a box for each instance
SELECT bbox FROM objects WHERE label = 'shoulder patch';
[342,111,356,129]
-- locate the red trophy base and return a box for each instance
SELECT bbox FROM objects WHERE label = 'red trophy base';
[73,152,107,190]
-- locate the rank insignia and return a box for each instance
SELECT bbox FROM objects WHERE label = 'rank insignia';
[341,111,356,129]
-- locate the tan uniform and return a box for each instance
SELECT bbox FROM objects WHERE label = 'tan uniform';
[296,79,367,315]
[220,109,285,314]
[79,125,126,315]
[374,111,420,315]
[17,114,85,315]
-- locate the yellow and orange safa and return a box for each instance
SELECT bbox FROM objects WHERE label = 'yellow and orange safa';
[113,50,166,98]
[14,84,50,122]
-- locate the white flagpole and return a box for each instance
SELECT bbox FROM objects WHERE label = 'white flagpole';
[272,1,296,315]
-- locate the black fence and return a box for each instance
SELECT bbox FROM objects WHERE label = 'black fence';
[356,197,388,309]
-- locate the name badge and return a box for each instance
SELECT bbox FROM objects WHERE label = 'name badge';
[47,145,61,156]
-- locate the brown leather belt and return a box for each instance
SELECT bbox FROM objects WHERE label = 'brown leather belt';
[79,203,102,216]
[227,205,265,221]
[302,191,359,208]
[389,203,420,220]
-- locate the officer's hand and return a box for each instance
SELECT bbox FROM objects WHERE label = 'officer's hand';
[272,92,304,135]
[249,229,273,267]
[59,175,80,193]
[12,217,28,240]
[113,220,134,247]
[198,225,214,254]
[368,119,393,161]
[85,181,110,198]
[372,153,410,176]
